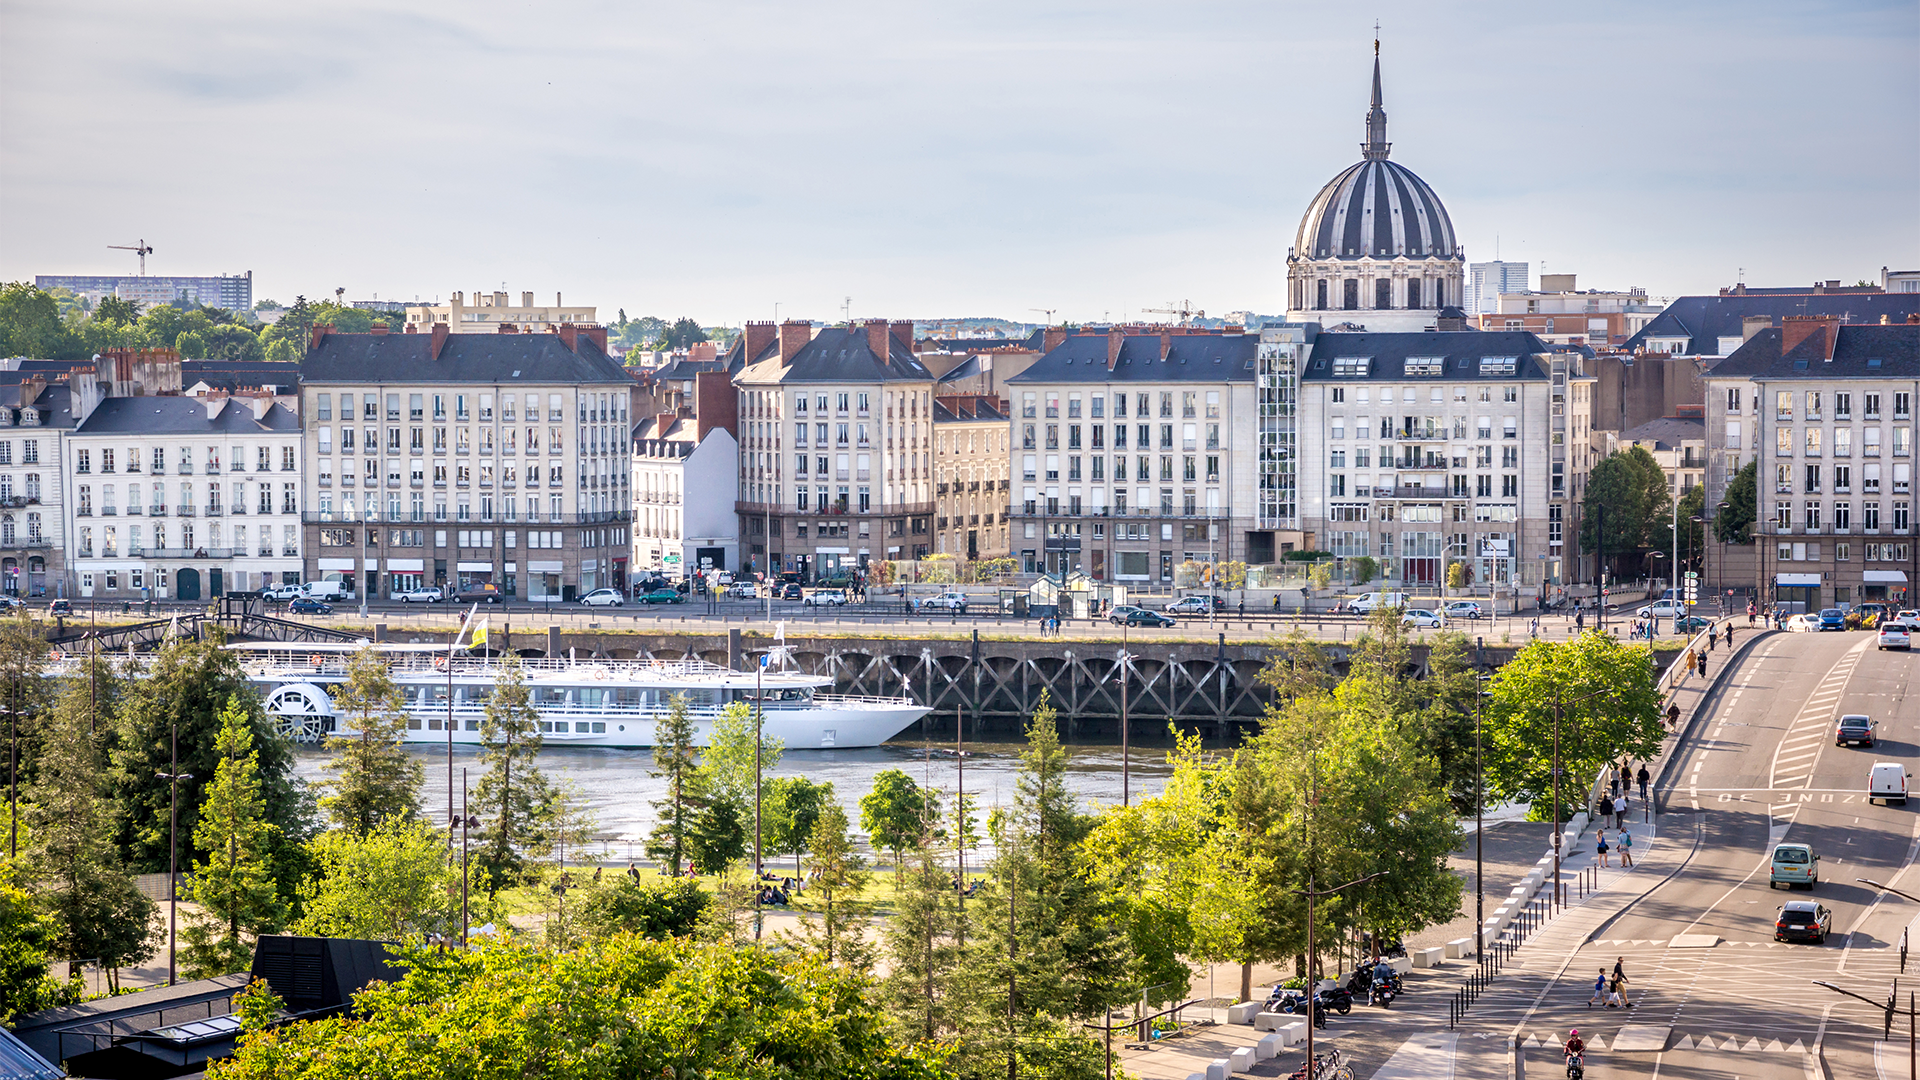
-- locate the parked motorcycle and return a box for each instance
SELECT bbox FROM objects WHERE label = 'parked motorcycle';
[1315,986,1353,1015]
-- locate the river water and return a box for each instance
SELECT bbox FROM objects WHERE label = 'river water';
[290,735,1178,860]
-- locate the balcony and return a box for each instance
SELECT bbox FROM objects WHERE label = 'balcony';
[176,463,193,474]
[176,506,197,516]
[149,505,166,516]
[75,507,91,517]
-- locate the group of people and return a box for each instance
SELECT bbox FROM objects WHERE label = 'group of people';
[1587,956,1634,1008]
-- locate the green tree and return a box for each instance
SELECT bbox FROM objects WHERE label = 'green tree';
[0,611,52,808]
[295,820,483,940]
[861,769,939,877]
[763,776,831,879]
[665,316,709,349]
[201,323,264,362]
[320,646,421,835]
[263,338,300,364]
[0,283,80,359]
[882,831,965,1043]
[212,935,955,1080]
[0,864,72,1026]
[1581,446,1672,568]
[174,330,208,358]
[181,698,287,977]
[472,655,551,893]
[1716,460,1757,544]
[1484,633,1665,819]
[1350,555,1378,585]
[574,878,707,943]
[699,700,782,810]
[645,693,704,876]
[1416,631,1483,813]
[27,657,160,992]
[788,802,871,969]
[92,295,144,324]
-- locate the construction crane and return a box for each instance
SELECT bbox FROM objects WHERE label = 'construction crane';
[1140,300,1205,326]
[1029,307,1058,325]
[108,239,153,275]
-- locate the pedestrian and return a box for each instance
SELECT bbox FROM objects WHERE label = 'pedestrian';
[1748,601,1757,626]
[1611,957,1632,1006]
[1272,595,1281,611]
[1595,829,1611,868]
[1609,767,1621,797]
[1617,827,1634,868]
[1589,969,1608,1008]
[1607,970,1629,1008]
[1666,702,1681,729]
[1699,652,1709,678]
[1576,609,1585,632]
[1616,789,1631,823]
[1598,793,1615,829]
[1238,598,1246,617]
[1637,764,1650,801]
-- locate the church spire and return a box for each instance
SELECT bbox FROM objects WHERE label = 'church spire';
[1363,30,1391,161]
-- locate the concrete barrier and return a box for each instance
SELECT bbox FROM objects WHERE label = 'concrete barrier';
[1255,1011,1291,1031]
[1386,956,1413,974]
[1256,1033,1282,1060]
[1185,1073,1205,1080]
[1279,1021,1307,1046]
[1206,1059,1230,1080]
[1229,1047,1256,1073]
[1413,946,1445,969]
[1226,1001,1259,1025]
[1445,937,1474,959]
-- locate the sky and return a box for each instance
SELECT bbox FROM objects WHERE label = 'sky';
[2,0,1916,328]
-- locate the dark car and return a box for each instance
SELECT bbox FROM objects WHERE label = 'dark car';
[1116,608,1176,628]
[780,583,804,601]
[288,597,334,615]
[47,599,73,617]
[1675,615,1712,633]
[639,588,685,605]
[1835,715,1877,747]
[1774,900,1832,944]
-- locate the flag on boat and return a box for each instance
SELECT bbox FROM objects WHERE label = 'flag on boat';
[472,619,489,648]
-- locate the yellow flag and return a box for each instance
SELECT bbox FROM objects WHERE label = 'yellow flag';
[473,620,489,647]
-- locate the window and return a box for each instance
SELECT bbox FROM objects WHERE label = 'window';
[1726,388,1741,413]
[1806,464,1821,492]
[1805,428,1822,456]
[317,394,332,421]
[1836,393,1851,419]
[1331,357,1371,378]
[1778,428,1794,457]
[1777,391,1794,419]
[1405,357,1444,377]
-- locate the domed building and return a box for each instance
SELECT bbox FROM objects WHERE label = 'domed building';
[1284,44,1465,332]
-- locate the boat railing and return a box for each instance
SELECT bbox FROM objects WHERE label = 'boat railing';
[813,693,917,707]
[242,653,804,683]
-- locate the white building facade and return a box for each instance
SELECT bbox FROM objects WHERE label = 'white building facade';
[632,417,739,577]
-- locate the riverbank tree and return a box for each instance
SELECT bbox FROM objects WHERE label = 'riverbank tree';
[319,646,421,835]
[472,654,553,893]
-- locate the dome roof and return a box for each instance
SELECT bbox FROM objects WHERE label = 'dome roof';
[1292,44,1459,262]
[1295,158,1459,261]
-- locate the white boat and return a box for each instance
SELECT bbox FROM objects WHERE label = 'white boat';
[233,617,926,750]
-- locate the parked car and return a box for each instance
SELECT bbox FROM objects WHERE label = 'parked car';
[780,583,804,601]
[1676,615,1714,633]
[47,599,72,617]
[1400,609,1443,628]
[1348,591,1409,615]
[1835,714,1877,747]
[1167,595,1224,615]
[1818,608,1847,631]
[288,597,333,615]
[1786,613,1821,632]
[727,582,759,600]
[921,591,970,612]
[460,584,505,604]
[715,572,735,587]
[1442,601,1483,620]
[399,587,444,604]
[1879,623,1912,651]
[1637,599,1685,619]
[1773,900,1832,944]
[637,588,683,605]
[804,590,847,606]
[302,581,351,602]
[262,583,305,601]
[0,596,23,613]
[1116,608,1176,628]
[1106,605,1145,625]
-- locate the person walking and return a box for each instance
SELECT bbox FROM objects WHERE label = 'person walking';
[1748,601,1757,626]
[1607,969,1630,1008]
[1699,652,1709,679]
[1666,702,1681,729]
[1595,829,1611,868]
[1588,971,1608,1007]
[1609,767,1621,797]
[1575,609,1585,632]
[1617,826,1634,868]
[1611,958,1632,1006]
[1598,793,1615,829]
[1238,598,1246,617]
[1637,764,1651,801]
[1616,789,1631,823]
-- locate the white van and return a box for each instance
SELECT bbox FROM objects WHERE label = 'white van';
[1869,762,1909,806]
[302,580,351,602]
[1348,591,1410,614]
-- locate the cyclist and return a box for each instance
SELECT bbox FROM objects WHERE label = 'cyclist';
[1563,1028,1586,1068]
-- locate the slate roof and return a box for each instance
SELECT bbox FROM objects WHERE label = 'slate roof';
[736,326,933,385]
[182,359,299,391]
[1007,333,1260,385]
[1707,323,1920,381]
[932,399,1007,423]
[302,332,631,385]
[1618,415,1706,450]
[1300,330,1557,382]
[922,331,1046,352]
[74,396,301,435]
[652,357,730,383]
[1622,293,1920,355]
[0,383,78,429]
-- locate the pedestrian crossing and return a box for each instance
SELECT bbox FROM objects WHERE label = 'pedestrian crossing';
[1509,1030,1810,1053]
[1589,937,1842,949]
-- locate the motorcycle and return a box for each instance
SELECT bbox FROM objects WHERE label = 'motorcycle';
[1565,1051,1584,1080]
[1368,981,1396,1008]
[1315,986,1353,1015]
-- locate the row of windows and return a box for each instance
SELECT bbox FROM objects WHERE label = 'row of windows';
[313,391,620,424]
[315,527,615,549]
[74,523,296,557]
[1019,423,1222,452]
[74,483,296,514]
[1018,455,1222,484]
[317,426,618,456]
[1329,446,1520,468]
[741,390,929,419]
[1019,391,1222,421]
[1764,390,1913,421]
[1331,416,1521,440]
[1776,542,1911,563]
[317,461,566,487]
[74,445,293,474]
[0,441,43,465]
[1771,425,1913,457]
[1777,463,1913,494]
[314,493,572,523]
[1329,385,1519,405]
[1771,501,1912,533]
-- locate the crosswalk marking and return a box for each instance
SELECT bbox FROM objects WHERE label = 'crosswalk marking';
[1529,1031,1807,1053]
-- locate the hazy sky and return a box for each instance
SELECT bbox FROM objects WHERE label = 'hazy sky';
[3,0,1915,326]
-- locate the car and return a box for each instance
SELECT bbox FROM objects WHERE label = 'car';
[399,587,444,604]
[1769,842,1820,889]
[804,590,847,606]
[262,583,305,601]
[1442,601,1483,620]
[1348,591,1410,615]
[287,597,333,615]
[1774,900,1832,944]
[715,572,735,587]
[1880,624,1912,650]
[459,584,505,604]
[921,591,970,612]
[1818,608,1846,631]
[1786,613,1821,633]
[1401,609,1442,628]
[1676,615,1714,633]
[1106,605,1146,625]
[46,599,72,617]
[1167,596,1224,615]
[1637,599,1685,619]
[727,582,759,600]
[581,588,627,607]
[636,588,682,605]
[1836,714,1877,747]
[780,583,804,601]
[1116,608,1176,628]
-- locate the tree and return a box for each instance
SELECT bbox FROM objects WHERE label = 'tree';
[0,283,81,360]
[1581,446,1672,569]
[320,646,421,835]
[860,769,938,877]
[1716,460,1757,544]
[92,295,144,324]
[881,831,964,1043]
[201,323,264,362]
[295,820,483,941]
[0,610,52,811]
[665,317,708,349]
[574,878,707,943]
[27,657,160,991]
[1416,632,1483,813]
[699,700,782,811]
[263,338,300,364]
[472,654,551,893]
[213,935,955,1080]
[1483,633,1665,819]
[1446,559,1469,590]
[174,330,208,358]
[763,776,831,879]
[0,864,72,1026]
[789,802,871,968]
[1350,555,1378,585]
[645,693,704,876]
[181,697,287,977]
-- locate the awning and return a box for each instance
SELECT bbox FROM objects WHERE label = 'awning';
[317,558,355,571]
[1776,573,1822,587]
[528,560,563,573]
[456,561,492,572]
[1864,570,1909,584]
[387,558,425,571]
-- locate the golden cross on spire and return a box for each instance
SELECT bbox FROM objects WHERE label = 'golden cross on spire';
[1374,21,1380,55]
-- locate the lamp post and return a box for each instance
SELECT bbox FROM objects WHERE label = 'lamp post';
[1474,677,1492,958]
[157,722,191,987]
[459,768,478,946]
[1647,551,1667,636]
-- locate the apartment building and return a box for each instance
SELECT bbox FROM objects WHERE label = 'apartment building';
[0,378,70,598]
[403,290,596,335]
[632,371,740,577]
[731,320,936,580]
[1477,278,1667,348]
[932,395,1010,561]
[1004,328,1261,582]
[1703,316,1920,610]
[1613,415,1707,497]
[300,325,633,601]
[1297,330,1591,591]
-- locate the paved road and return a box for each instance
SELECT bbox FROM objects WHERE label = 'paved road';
[1456,630,1918,1079]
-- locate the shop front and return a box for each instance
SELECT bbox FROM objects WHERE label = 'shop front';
[528,560,564,602]
[387,557,427,599]
[1863,570,1910,607]
[1775,572,1821,614]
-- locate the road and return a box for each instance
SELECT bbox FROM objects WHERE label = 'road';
[1454,629,1918,1079]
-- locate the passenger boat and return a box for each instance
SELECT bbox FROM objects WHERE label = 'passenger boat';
[234,616,926,750]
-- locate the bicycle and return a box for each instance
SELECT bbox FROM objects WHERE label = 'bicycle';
[1288,1049,1354,1080]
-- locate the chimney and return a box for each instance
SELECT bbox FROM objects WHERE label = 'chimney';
[1780,315,1840,358]
[584,326,609,354]
[778,320,811,366]
[452,291,463,305]
[1741,314,1772,342]
[250,392,272,420]
[558,324,580,352]
[497,322,516,334]
[555,292,563,307]
[430,322,450,361]
[694,370,739,441]
[370,322,389,335]
[309,322,332,351]
[1107,329,1124,371]
[1159,332,1172,360]
[521,291,534,307]
[1812,281,1825,294]
[743,321,777,362]
[865,318,891,360]
[493,291,508,307]
[404,322,416,333]
[1042,327,1069,353]
[890,321,915,351]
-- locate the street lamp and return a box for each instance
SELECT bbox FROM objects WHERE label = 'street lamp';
[457,769,479,946]
[1646,552,1667,637]
[1474,678,1492,958]
[157,721,192,986]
